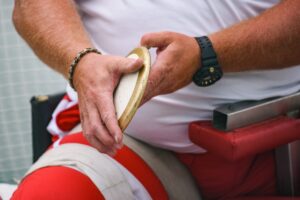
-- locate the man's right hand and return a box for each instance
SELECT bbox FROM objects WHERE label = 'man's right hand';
[73,53,143,156]
[13,0,142,156]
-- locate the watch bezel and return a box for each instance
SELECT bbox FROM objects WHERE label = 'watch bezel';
[193,65,223,87]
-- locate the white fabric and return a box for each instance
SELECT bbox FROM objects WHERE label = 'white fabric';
[63,0,300,153]
[123,135,202,200]
[56,124,201,199]
[0,183,17,200]
[25,144,151,200]
[47,96,77,140]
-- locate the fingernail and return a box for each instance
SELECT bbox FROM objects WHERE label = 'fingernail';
[133,58,142,64]
[115,143,123,150]
[114,135,119,143]
[133,57,143,62]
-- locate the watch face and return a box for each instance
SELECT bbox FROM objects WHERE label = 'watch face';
[193,66,223,87]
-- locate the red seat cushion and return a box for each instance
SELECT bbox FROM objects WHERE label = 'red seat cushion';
[189,116,300,161]
[177,151,276,200]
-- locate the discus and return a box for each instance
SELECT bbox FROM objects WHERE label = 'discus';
[114,47,151,132]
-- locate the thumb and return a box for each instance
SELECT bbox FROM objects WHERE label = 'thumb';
[140,32,173,48]
[140,63,161,105]
[117,57,144,74]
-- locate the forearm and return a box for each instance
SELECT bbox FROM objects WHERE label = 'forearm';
[210,0,300,72]
[13,0,93,78]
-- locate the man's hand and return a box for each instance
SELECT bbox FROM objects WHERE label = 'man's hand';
[140,32,200,103]
[73,53,143,156]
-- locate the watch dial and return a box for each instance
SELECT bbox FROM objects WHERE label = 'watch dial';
[193,66,222,87]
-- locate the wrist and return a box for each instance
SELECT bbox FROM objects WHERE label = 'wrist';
[68,48,102,91]
[72,52,103,91]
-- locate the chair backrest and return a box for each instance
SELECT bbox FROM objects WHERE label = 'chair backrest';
[31,93,65,162]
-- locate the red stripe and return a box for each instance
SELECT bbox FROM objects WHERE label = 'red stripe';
[59,133,169,200]
[63,94,72,102]
[56,104,80,132]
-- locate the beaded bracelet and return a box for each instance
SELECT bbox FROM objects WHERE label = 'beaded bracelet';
[68,48,102,90]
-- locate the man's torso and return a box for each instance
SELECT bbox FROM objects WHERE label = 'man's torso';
[72,0,300,152]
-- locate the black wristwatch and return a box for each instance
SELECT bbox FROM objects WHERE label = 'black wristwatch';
[193,36,223,87]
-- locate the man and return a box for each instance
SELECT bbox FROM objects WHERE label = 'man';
[12,0,300,199]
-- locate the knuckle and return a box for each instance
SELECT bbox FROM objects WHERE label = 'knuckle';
[87,123,98,136]
[97,92,108,102]
[84,130,93,138]
[95,130,115,146]
[112,59,127,75]
[85,88,98,99]
[101,136,114,146]
[164,31,173,37]
[121,57,133,65]
[101,111,114,123]
[92,143,106,153]
[141,34,150,43]
[141,33,155,46]
[83,131,94,144]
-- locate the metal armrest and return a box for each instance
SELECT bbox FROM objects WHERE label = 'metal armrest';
[213,91,300,131]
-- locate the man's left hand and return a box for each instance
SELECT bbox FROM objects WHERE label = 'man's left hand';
[140,31,200,104]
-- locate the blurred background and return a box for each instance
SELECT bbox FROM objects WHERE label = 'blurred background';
[0,0,65,183]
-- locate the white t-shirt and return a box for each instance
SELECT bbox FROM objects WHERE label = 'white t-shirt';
[74,0,300,153]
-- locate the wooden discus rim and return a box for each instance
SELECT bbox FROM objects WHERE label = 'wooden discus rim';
[118,46,151,132]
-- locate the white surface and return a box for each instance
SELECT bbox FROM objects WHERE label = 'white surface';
[114,54,140,120]
[25,144,151,200]
[71,0,300,153]
[0,183,17,200]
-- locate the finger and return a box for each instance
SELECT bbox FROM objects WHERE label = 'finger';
[140,32,173,48]
[116,57,144,74]
[96,92,123,145]
[92,117,116,147]
[81,108,118,155]
[140,63,161,105]
[82,112,118,156]
[86,134,116,156]
[80,97,115,147]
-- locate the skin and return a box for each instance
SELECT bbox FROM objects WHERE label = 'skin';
[13,0,300,155]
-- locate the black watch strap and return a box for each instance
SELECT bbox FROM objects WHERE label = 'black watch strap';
[196,37,217,61]
[193,36,223,87]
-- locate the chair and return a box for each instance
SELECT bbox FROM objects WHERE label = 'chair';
[30,91,300,198]
[189,91,300,197]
